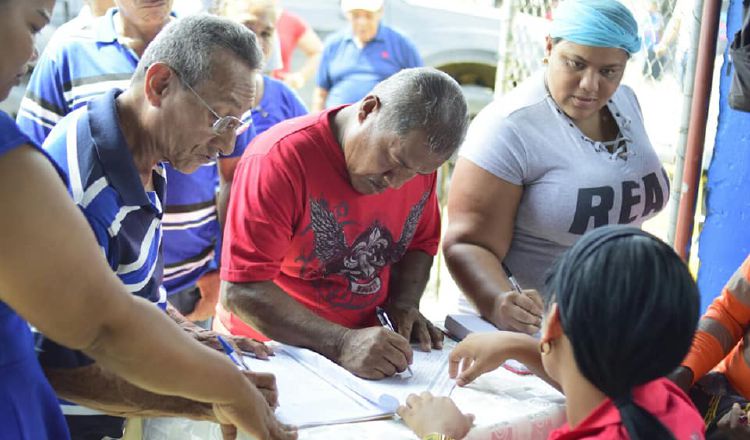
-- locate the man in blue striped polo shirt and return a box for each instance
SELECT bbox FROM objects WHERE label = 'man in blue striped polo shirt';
[38,16,269,440]
[16,1,251,330]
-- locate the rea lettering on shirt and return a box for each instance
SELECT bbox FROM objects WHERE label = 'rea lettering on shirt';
[568,171,667,235]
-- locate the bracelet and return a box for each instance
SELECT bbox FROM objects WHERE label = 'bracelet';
[423,433,454,440]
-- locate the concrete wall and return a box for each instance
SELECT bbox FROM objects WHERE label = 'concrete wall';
[696,0,750,309]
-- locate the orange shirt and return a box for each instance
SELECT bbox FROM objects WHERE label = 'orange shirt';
[682,255,750,398]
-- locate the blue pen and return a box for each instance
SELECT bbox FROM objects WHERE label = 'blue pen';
[375,306,414,377]
[217,335,249,370]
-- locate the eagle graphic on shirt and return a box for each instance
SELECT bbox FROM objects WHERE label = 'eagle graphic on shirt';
[307,191,430,296]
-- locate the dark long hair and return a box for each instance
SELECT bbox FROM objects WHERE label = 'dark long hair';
[545,225,700,440]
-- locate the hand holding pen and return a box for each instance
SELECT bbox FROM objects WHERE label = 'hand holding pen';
[376,306,415,377]
[494,263,543,335]
[217,335,280,409]
[218,335,250,370]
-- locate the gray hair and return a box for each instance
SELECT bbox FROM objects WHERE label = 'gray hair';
[372,67,468,156]
[134,14,263,87]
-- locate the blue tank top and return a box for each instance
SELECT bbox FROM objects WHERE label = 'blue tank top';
[0,111,70,439]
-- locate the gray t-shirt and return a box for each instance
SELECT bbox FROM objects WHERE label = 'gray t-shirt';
[460,72,669,294]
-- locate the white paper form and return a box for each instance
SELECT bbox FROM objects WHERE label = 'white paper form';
[243,349,391,428]
[283,338,457,412]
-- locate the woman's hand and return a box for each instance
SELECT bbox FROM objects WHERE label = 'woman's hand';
[491,288,543,334]
[449,331,540,386]
[448,332,512,386]
[397,392,474,439]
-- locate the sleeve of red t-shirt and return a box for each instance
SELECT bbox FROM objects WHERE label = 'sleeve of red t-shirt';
[286,11,308,44]
[405,173,441,256]
[221,146,303,283]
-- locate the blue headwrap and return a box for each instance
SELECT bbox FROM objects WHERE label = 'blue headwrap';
[549,0,642,55]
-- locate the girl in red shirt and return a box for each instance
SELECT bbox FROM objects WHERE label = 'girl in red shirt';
[399,225,705,440]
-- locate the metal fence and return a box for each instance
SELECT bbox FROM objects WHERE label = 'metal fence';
[496,0,692,96]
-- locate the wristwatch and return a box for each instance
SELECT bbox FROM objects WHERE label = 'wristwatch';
[423,434,454,440]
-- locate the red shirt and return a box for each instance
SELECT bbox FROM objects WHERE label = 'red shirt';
[548,378,705,440]
[272,10,309,79]
[219,107,441,339]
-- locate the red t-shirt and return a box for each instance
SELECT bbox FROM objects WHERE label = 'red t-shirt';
[548,378,705,440]
[272,10,309,79]
[219,107,441,339]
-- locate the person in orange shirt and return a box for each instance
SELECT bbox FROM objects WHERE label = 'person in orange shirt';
[672,255,750,438]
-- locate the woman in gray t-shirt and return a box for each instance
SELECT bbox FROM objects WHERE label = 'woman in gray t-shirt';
[444,0,669,335]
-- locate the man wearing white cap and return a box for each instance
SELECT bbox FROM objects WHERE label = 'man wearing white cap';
[311,0,422,111]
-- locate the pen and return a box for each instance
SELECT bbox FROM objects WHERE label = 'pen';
[375,306,414,377]
[448,382,457,397]
[501,262,524,295]
[502,262,542,331]
[217,335,249,370]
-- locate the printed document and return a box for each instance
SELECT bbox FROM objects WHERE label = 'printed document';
[243,339,456,428]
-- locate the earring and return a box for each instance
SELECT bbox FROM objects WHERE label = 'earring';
[539,340,552,355]
[542,57,549,65]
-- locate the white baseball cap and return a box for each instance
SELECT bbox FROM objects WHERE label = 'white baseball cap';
[341,0,384,13]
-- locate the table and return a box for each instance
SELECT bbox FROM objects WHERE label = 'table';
[141,363,566,440]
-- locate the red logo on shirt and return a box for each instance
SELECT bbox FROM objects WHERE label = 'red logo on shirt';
[381,51,390,59]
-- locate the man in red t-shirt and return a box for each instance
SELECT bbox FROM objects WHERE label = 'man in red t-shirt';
[218,67,468,379]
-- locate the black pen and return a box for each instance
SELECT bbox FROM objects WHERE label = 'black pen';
[502,262,542,326]
[375,306,414,377]
[501,262,524,296]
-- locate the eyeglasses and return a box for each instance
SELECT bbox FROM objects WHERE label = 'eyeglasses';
[173,68,251,137]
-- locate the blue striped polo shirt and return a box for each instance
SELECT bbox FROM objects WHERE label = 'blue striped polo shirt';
[162,125,256,295]
[39,89,167,374]
[16,8,136,142]
[16,7,254,297]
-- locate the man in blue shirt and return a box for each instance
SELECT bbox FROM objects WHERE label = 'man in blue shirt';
[38,15,271,440]
[312,0,422,111]
[16,0,253,330]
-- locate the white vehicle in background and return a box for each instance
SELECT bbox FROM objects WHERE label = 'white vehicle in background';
[284,0,504,116]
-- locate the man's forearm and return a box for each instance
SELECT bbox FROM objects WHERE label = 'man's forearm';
[167,302,205,337]
[388,251,433,306]
[223,281,348,361]
[45,364,214,421]
[166,302,225,352]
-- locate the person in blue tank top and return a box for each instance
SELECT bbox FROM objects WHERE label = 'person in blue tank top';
[218,0,308,137]
[0,1,296,439]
